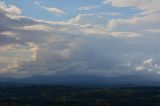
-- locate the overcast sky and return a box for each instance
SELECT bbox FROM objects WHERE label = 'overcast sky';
[0,0,160,82]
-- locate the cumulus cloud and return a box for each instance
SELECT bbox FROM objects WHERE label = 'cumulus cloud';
[135,58,160,74]
[0,2,48,75]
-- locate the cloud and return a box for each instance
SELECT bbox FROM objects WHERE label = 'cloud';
[69,14,107,25]
[143,29,160,34]
[78,5,100,11]
[69,0,160,38]
[0,2,22,15]
[20,24,52,31]
[0,2,48,75]
[99,12,121,16]
[42,7,65,16]
[0,1,160,81]
[34,1,65,16]
[135,58,160,74]
[103,0,160,13]
[103,0,160,39]
[111,32,140,37]
[34,1,40,6]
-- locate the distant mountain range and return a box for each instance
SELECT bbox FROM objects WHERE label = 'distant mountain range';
[1,74,160,87]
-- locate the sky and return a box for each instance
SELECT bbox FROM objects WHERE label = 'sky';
[0,0,160,83]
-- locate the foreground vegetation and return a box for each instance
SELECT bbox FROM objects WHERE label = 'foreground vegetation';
[0,85,160,106]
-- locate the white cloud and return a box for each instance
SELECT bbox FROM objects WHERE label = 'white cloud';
[99,12,121,16]
[28,43,38,61]
[0,31,17,37]
[136,66,145,71]
[34,1,65,16]
[104,0,160,39]
[20,24,52,31]
[143,58,154,65]
[103,0,160,14]
[111,31,140,37]
[135,58,160,74]
[0,2,22,15]
[42,6,65,16]
[34,1,40,6]
[69,14,107,25]
[79,5,100,10]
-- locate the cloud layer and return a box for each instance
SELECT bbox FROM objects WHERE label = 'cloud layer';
[0,0,160,82]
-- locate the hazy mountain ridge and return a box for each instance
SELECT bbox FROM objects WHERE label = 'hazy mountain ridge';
[1,74,160,87]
